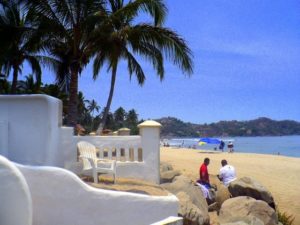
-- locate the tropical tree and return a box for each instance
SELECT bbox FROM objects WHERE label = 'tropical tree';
[86,99,100,117]
[26,0,106,126]
[17,74,40,93]
[0,0,42,94]
[125,109,139,134]
[93,0,193,133]
[114,107,126,129]
[0,75,10,94]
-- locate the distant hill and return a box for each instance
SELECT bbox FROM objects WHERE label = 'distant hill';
[156,117,300,138]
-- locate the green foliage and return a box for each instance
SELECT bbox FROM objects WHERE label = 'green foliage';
[277,210,295,225]
[0,0,43,93]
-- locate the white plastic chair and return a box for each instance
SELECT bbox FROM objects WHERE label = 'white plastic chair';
[77,141,117,183]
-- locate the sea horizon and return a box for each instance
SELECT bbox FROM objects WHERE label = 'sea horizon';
[166,135,300,158]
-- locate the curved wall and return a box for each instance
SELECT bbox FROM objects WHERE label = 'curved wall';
[18,164,178,225]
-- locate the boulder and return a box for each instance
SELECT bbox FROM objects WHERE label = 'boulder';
[219,196,278,225]
[177,192,209,225]
[221,218,264,225]
[160,162,174,172]
[161,175,209,225]
[160,170,181,183]
[215,185,231,209]
[228,177,275,208]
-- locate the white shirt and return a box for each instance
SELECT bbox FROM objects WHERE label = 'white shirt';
[219,164,237,186]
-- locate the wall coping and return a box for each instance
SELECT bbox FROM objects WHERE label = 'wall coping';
[138,120,162,128]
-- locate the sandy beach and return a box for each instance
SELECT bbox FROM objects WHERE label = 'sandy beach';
[161,147,300,224]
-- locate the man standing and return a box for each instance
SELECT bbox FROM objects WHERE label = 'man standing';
[218,159,237,186]
[219,140,225,152]
[199,158,211,188]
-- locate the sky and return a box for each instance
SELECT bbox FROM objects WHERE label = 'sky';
[22,0,300,124]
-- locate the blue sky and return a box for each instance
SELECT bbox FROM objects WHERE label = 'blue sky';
[23,0,300,123]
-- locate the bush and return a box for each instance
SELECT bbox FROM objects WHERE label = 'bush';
[277,210,295,225]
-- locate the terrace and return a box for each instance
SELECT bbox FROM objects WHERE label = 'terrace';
[0,94,182,225]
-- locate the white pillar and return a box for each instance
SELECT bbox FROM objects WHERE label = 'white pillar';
[138,120,162,184]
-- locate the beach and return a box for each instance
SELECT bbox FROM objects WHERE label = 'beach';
[161,147,300,224]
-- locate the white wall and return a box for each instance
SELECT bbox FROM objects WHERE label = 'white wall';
[17,164,179,225]
[0,95,62,166]
[0,156,32,225]
[0,95,161,183]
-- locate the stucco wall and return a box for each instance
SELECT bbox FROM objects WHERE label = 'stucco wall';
[0,156,32,225]
[0,95,161,183]
[17,164,179,225]
[0,95,62,166]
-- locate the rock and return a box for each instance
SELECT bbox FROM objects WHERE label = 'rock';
[160,170,181,183]
[221,218,264,225]
[177,192,209,225]
[215,185,231,209]
[161,175,209,225]
[219,196,278,225]
[160,162,174,172]
[228,177,275,208]
[208,202,218,212]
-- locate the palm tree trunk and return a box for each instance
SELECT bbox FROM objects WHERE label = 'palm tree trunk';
[97,66,117,134]
[11,65,19,94]
[66,66,79,127]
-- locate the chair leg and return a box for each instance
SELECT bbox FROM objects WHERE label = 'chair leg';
[113,173,116,184]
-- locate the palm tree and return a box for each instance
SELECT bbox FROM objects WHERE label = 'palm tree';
[26,0,106,127]
[0,0,42,94]
[86,99,100,116]
[17,74,40,93]
[114,107,126,129]
[93,0,193,133]
[84,99,100,132]
[125,109,139,134]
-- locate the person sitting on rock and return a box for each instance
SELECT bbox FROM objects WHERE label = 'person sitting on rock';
[218,159,237,186]
[198,157,211,189]
[196,158,216,202]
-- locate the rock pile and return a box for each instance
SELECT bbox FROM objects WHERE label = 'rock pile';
[160,163,281,225]
[160,163,209,225]
[228,177,276,209]
[219,196,277,225]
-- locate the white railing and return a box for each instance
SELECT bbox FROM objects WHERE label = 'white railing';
[75,136,142,162]
[62,120,162,184]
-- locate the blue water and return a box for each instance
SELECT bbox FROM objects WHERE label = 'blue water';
[167,135,300,158]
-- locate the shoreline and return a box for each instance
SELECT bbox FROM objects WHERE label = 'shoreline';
[167,146,300,158]
[160,147,300,224]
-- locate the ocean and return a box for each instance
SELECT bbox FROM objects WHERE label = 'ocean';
[166,135,300,158]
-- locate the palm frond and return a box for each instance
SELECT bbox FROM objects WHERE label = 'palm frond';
[109,0,167,26]
[93,51,108,80]
[123,49,145,85]
[127,24,193,75]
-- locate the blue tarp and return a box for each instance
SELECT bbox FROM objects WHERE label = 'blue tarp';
[199,138,221,144]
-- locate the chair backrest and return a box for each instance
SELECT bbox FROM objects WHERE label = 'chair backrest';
[77,141,97,170]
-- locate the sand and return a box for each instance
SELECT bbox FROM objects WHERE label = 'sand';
[161,147,300,224]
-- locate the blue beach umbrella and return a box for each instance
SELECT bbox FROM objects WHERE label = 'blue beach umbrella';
[199,138,221,145]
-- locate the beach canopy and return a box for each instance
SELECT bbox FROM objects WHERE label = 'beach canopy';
[199,138,221,145]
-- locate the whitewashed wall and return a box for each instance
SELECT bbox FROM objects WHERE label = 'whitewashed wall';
[0,95,161,183]
[0,95,62,166]
[0,156,32,225]
[17,164,179,225]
